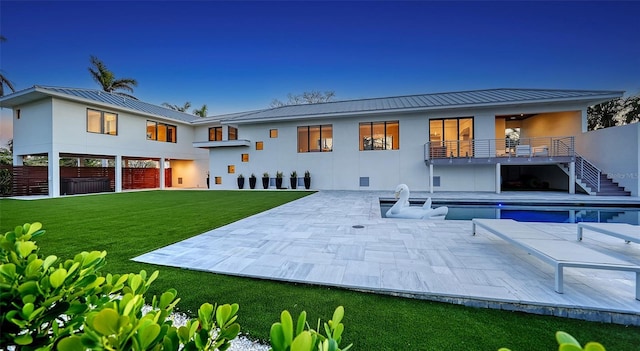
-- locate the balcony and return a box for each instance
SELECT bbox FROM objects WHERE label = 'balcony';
[424,136,575,165]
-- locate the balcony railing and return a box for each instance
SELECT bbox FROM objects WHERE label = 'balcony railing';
[424,136,575,162]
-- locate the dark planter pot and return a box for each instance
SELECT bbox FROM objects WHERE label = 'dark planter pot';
[206,177,210,188]
[249,177,257,189]
[290,177,297,189]
[237,178,245,189]
[304,177,311,189]
[276,178,283,189]
[262,177,270,189]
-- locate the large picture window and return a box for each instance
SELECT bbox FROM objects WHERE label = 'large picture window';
[297,125,332,152]
[147,120,177,143]
[359,121,399,150]
[87,109,117,135]
[209,127,223,141]
[429,117,473,157]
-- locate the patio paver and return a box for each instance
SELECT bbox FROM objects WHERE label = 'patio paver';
[133,190,640,325]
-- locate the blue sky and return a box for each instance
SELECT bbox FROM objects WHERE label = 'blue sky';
[1,1,639,115]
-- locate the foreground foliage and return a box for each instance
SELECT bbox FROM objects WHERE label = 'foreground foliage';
[0,222,350,351]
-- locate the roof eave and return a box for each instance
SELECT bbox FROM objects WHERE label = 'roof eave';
[228,93,625,124]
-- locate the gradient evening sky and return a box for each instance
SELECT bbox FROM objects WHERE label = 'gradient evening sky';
[1,0,639,116]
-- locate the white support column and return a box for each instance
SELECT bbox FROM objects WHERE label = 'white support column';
[159,158,166,190]
[48,150,60,197]
[115,156,123,193]
[495,162,501,194]
[429,164,434,193]
[569,161,576,194]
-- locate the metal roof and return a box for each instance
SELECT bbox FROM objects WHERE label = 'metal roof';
[0,85,199,123]
[221,88,624,124]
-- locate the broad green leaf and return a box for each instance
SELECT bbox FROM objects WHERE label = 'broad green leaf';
[14,334,33,345]
[0,263,16,279]
[25,258,43,277]
[556,331,581,347]
[130,274,142,293]
[281,310,293,347]
[16,241,37,258]
[57,336,85,351]
[291,331,313,351]
[25,222,42,236]
[159,289,177,309]
[138,323,161,349]
[18,281,39,295]
[331,306,344,326]
[22,302,34,317]
[219,323,240,340]
[43,255,58,270]
[584,342,606,351]
[50,268,68,289]
[92,308,120,336]
[214,303,229,327]
[296,311,307,336]
[270,323,285,351]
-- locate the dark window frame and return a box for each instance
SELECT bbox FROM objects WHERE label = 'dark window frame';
[209,126,223,141]
[297,124,333,153]
[359,120,399,151]
[147,120,177,143]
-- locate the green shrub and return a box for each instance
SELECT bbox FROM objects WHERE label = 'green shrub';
[0,222,239,351]
[270,306,352,351]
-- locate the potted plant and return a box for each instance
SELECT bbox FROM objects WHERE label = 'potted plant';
[304,170,311,189]
[262,172,270,189]
[249,173,257,189]
[237,174,245,189]
[206,171,210,188]
[290,171,297,189]
[275,171,284,189]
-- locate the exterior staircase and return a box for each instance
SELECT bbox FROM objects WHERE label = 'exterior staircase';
[557,153,630,196]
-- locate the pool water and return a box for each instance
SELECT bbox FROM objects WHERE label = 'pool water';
[379,201,640,225]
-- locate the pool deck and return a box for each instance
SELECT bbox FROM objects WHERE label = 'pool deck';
[133,190,640,325]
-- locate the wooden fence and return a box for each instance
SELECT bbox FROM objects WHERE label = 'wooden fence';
[0,166,172,196]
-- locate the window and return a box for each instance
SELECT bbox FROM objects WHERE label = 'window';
[297,125,333,152]
[215,176,222,185]
[147,120,177,143]
[228,126,238,140]
[87,109,118,135]
[256,141,264,150]
[228,165,235,174]
[209,127,223,141]
[359,121,399,150]
[241,154,249,162]
[270,129,278,138]
[429,117,474,157]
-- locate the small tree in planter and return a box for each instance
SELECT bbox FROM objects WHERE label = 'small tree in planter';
[290,171,297,189]
[262,172,270,189]
[249,173,257,189]
[304,170,311,189]
[237,174,245,189]
[275,171,284,189]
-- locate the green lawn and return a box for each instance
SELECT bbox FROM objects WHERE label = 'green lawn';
[1,190,638,350]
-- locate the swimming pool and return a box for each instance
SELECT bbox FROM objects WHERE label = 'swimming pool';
[379,200,640,224]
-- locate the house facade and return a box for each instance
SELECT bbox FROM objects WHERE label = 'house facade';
[1,86,633,197]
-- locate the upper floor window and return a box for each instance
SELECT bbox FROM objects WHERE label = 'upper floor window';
[87,109,117,135]
[297,125,333,152]
[429,117,473,157]
[147,121,177,143]
[270,129,278,138]
[228,126,238,140]
[209,127,223,141]
[359,121,399,150]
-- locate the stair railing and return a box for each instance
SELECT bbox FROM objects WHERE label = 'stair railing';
[575,152,601,193]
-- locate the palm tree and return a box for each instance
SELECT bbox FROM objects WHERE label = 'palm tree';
[0,35,16,97]
[88,55,138,99]
[193,104,208,117]
[162,101,191,112]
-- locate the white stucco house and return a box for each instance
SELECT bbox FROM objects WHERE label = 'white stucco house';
[1,85,636,197]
